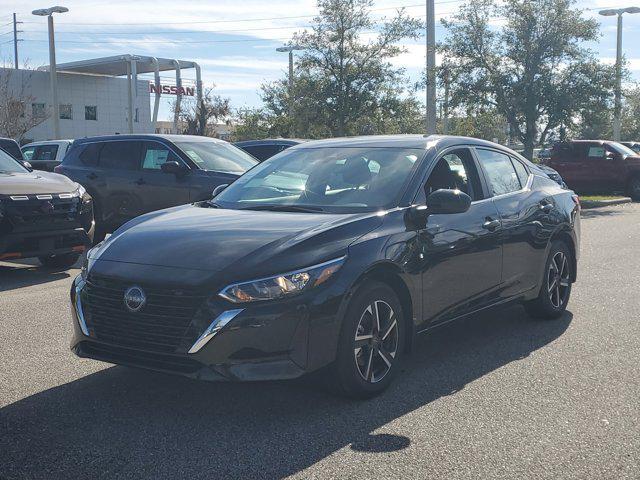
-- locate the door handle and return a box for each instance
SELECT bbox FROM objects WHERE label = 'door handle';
[134,178,146,186]
[482,218,501,231]
[87,173,98,180]
[539,201,553,213]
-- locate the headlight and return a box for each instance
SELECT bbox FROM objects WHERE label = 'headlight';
[219,256,346,303]
[75,184,86,197]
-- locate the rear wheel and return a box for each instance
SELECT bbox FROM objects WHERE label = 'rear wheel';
[38,253,81,269]
[330,281,405,398]
[525,241,572,319]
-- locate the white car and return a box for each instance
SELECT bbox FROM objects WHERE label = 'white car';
[21,139,74,172]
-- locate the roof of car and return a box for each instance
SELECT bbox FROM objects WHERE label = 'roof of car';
[287,134,512,151]
[73,134,227,144]
[234,138,307,147]
[22,139,74,147]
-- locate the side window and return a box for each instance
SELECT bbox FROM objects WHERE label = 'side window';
[511,158,530,187]
[22,146,35,161]
[141,142,180,170]
[78,143,101,167]
[99,141,141,171]
[33,145,59,161]
[419,148,482,203]
[587,146,605,159]
[476,149,521,196]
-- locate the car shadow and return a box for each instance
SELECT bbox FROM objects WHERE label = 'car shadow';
[0,257,82,292]
[0,306,572,480]
[580,206,629,219]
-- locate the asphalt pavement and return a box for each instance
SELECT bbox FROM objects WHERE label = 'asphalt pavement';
[1,203,639,479]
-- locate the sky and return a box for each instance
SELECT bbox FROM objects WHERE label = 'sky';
[1,0,638,121]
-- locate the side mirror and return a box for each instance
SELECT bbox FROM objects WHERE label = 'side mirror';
[605,152,616,161]
[426,189,472,215]
[161,161,186,175]
[212,184,229,198]
[22,161,33,171]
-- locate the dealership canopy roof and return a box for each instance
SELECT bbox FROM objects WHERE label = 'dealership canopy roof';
[42,54,200,76]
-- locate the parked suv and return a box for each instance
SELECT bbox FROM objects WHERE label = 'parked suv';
[547,140,640,199]
[22,140,74,172]
[1,147,93,268]
[55,134,257,241]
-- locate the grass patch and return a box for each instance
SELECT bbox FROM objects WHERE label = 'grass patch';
[579,195,626,201]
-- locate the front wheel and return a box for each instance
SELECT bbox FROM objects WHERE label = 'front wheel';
[38,253,81,270]
[525,241,572,319]
[329,281,405,398]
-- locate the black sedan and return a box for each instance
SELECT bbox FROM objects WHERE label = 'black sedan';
[70,135,580,397]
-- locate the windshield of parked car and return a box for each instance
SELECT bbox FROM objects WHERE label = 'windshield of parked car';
[610,142,637,157]
[0,148,27,173]
[215,147,422,212]
[174,141,257,174]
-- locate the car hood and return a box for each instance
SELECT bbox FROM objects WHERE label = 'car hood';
[0,170,78,195]
[90,204,382,280]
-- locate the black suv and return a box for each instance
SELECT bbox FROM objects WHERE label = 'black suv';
[55,134,257,241]
[0,147,94,268]
[234,139,306,162]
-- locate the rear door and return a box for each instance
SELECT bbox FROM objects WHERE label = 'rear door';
[96,140,144,227]
[137,141,191,213]
[417,147,503,324]
[475,148,551,297]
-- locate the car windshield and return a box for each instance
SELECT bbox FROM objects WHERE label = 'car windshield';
[610,142,637,156]
[0,148,27,173]
[174,141,257,174]
[215,147,422,212]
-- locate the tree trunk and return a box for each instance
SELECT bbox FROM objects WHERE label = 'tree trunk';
[523,138,535,161]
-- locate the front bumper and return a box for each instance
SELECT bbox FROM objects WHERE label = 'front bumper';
[0,225,93,260]
[69,273,345,382]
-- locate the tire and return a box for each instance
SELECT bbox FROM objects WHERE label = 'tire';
[329,281,406,398]
[524,241,573,319]
[628,176,640,201]
[38,253,81,270]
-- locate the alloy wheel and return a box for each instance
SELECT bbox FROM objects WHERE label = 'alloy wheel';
[548,251,570,309]
[354,300,399,383]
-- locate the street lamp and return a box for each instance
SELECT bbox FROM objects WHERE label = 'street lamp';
[599,6,640,142]
[32,6,68,140]
[276,45,304,138]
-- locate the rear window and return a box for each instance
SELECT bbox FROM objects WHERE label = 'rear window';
[32,144,59,161]
[78,143,101,166]
[174,141,257,174]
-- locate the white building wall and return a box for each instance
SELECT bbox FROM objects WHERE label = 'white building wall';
[0,67,152,142]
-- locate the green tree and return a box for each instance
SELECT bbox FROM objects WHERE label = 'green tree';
[621,85,640,141]
[172,87,231,136]
[258,0,423,138]
[440,0,616,159]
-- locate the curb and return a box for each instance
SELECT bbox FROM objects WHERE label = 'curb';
[580,197,632,209]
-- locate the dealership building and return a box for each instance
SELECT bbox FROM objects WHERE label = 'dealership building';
[0,54,202,143]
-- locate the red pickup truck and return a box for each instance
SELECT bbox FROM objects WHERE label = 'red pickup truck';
[547,140,640,200]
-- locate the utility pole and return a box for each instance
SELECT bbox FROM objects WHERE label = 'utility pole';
[599,7,640,142]
[425,0,437,135]
[12,13,22,69]
[443,66,450,135]
[276,45,304,138]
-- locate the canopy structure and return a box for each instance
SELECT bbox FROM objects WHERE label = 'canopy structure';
[40,54,203,133]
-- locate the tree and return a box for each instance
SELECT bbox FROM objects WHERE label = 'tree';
[621,85,640,141]
[0,68,50,141]
[171,87,231,136]
[258,0,423,138]
[440,0,617,159]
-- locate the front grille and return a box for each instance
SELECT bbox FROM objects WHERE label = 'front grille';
[82,275,207,354]
[2,195,81,233]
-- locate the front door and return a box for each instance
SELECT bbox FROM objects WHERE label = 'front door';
[417,148,503,325]
[137,141,191,214]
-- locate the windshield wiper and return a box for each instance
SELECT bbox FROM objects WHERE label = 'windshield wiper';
[239,204,324,213]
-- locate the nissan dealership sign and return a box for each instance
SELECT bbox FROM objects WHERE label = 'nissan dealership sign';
[149,84,195,96]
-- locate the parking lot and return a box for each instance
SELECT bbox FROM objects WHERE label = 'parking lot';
[1,203,639,480]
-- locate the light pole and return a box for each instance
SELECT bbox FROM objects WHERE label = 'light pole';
[425,0,437,135]
[276,45,303,138]
[599,7,640,142]
[32,6,68,140]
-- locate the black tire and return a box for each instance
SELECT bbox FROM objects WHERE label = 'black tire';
[329,281,406,398]
[38,253,81,269]
[628,176,640,201]
[524,241,573,319]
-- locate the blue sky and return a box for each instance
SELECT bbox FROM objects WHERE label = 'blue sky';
[1,0,638,121]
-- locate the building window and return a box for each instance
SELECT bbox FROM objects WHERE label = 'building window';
[85,106,97,121]
[59,104,73,120]
[32,103,46,119]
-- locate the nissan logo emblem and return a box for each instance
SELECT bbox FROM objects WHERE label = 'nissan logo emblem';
[123,286,146,312]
